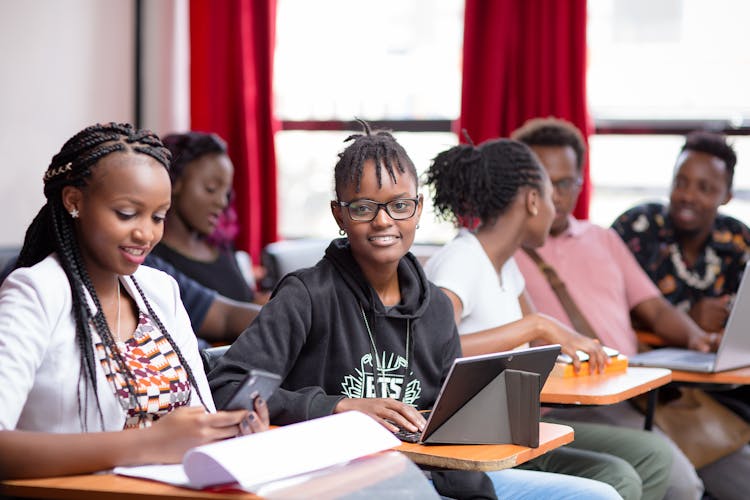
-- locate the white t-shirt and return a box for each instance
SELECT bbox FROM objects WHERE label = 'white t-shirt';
[424,229,526,336]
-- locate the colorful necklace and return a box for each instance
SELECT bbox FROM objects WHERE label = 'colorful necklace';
[669,243,720,290]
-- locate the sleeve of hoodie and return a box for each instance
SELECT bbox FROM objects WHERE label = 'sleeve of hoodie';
[207,275,344,424]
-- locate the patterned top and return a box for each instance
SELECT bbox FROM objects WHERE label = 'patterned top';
[611,202,750,314]
[95,312,191,429]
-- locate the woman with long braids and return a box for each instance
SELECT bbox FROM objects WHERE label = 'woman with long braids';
[423,137,673,500]
[0,123,267,479]
[208,121,621,499]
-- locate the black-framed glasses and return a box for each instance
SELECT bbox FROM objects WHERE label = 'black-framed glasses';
[335,197,420,222]
[552,177,583,194]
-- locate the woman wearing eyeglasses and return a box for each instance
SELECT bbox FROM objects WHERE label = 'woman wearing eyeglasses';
[208,122,621,499]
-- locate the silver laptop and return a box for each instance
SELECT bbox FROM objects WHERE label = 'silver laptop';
[629,269,750,373]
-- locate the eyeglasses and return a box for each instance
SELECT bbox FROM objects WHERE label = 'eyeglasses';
[552,177,583,194]
[335,197,420,222]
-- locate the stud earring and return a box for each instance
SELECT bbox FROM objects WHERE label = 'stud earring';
[416,224,420,229]
[70,208,79,219]
[339,229,346,236]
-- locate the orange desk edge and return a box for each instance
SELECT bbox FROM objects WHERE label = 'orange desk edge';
[670,365,750,385]
[396,421,573,471]
[0,473,259,500]
[541,366,672,405]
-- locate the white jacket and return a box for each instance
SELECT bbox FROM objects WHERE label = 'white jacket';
[0,254,215,432]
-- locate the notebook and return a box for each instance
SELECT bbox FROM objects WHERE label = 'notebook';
[393,344,560,446]
[629,269,750,373]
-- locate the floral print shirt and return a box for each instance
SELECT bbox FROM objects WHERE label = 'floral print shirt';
[611,202,750,314]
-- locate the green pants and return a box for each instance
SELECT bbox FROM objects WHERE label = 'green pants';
[516,419,672,500]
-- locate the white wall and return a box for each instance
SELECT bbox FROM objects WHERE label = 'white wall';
[0,0,135,247]
[142,0,190,137]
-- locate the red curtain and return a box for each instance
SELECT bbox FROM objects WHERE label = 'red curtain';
[189,0,279,262]
[459,0,591,219]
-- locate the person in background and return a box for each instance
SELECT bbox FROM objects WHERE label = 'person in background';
[608,129,750,499]
[153,131,259,303]
[512,118,715,359]
[0,123,267,480]
[612,131,749,333]
[423,137,672,500]
[208,121,621,499]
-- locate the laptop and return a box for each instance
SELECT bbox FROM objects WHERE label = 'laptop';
[393,344,560,446]
[629,269,750,373]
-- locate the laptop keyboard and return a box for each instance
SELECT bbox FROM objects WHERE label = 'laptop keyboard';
[390,410,431,443]
[393,427,422,443]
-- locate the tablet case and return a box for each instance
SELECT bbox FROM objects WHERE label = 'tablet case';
[423,369,541,447]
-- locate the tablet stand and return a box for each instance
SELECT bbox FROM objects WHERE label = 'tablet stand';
[424,369,541,447]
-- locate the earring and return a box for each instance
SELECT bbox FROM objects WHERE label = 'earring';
[416,224,420,229]
[339,229,346,236]
[70,208,79,219]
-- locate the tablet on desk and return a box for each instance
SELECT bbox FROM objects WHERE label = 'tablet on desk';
[393,344,561,446]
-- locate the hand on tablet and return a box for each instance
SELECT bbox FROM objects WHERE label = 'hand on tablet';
[333,397,426,434]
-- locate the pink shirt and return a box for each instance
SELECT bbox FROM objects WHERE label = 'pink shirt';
[515,217,660,356]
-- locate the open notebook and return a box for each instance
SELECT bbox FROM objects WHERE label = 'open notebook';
[114,411,399,493]
[629,269,750,373]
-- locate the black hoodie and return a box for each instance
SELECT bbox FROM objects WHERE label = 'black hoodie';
[208,238,462,424]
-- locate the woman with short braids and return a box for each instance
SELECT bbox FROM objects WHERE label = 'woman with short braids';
[424,137,673,500]
[0,123,267,479]
[208,121,621,499]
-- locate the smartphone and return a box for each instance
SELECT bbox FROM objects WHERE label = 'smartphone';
[220,369,282,411]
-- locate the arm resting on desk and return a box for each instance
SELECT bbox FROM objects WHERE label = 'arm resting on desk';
[632,297,716,352]
[0,408,247,479]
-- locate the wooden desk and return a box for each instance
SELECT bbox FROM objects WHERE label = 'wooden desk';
[670,365,750,385]
[396,422,573,471]
[0,473,256,500]
[541,367,672,406]
[0,451,437,500]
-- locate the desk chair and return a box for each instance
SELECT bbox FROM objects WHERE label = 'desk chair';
[200,345,230,374]
[635,330,666,349]
[261,239,329,289]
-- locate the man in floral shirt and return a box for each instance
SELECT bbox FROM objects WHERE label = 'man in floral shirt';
[612,131,750,333]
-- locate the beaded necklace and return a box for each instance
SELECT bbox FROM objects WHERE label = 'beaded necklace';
[668,243,720,290]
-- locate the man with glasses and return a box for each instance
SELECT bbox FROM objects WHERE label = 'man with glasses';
[511,117,716,500]
[512,118,710,357]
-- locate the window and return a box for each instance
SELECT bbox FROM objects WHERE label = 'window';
[588,0,750,227]
[274,0,464,242]
[275,0,750,241]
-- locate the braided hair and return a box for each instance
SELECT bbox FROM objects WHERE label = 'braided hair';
[333,119,418,199]
[511,117,587,172]
[425,138,545,228]
[681,131,737,190]
[162,131,237,247]
[161,131,228,184]
[16,122,209,430]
